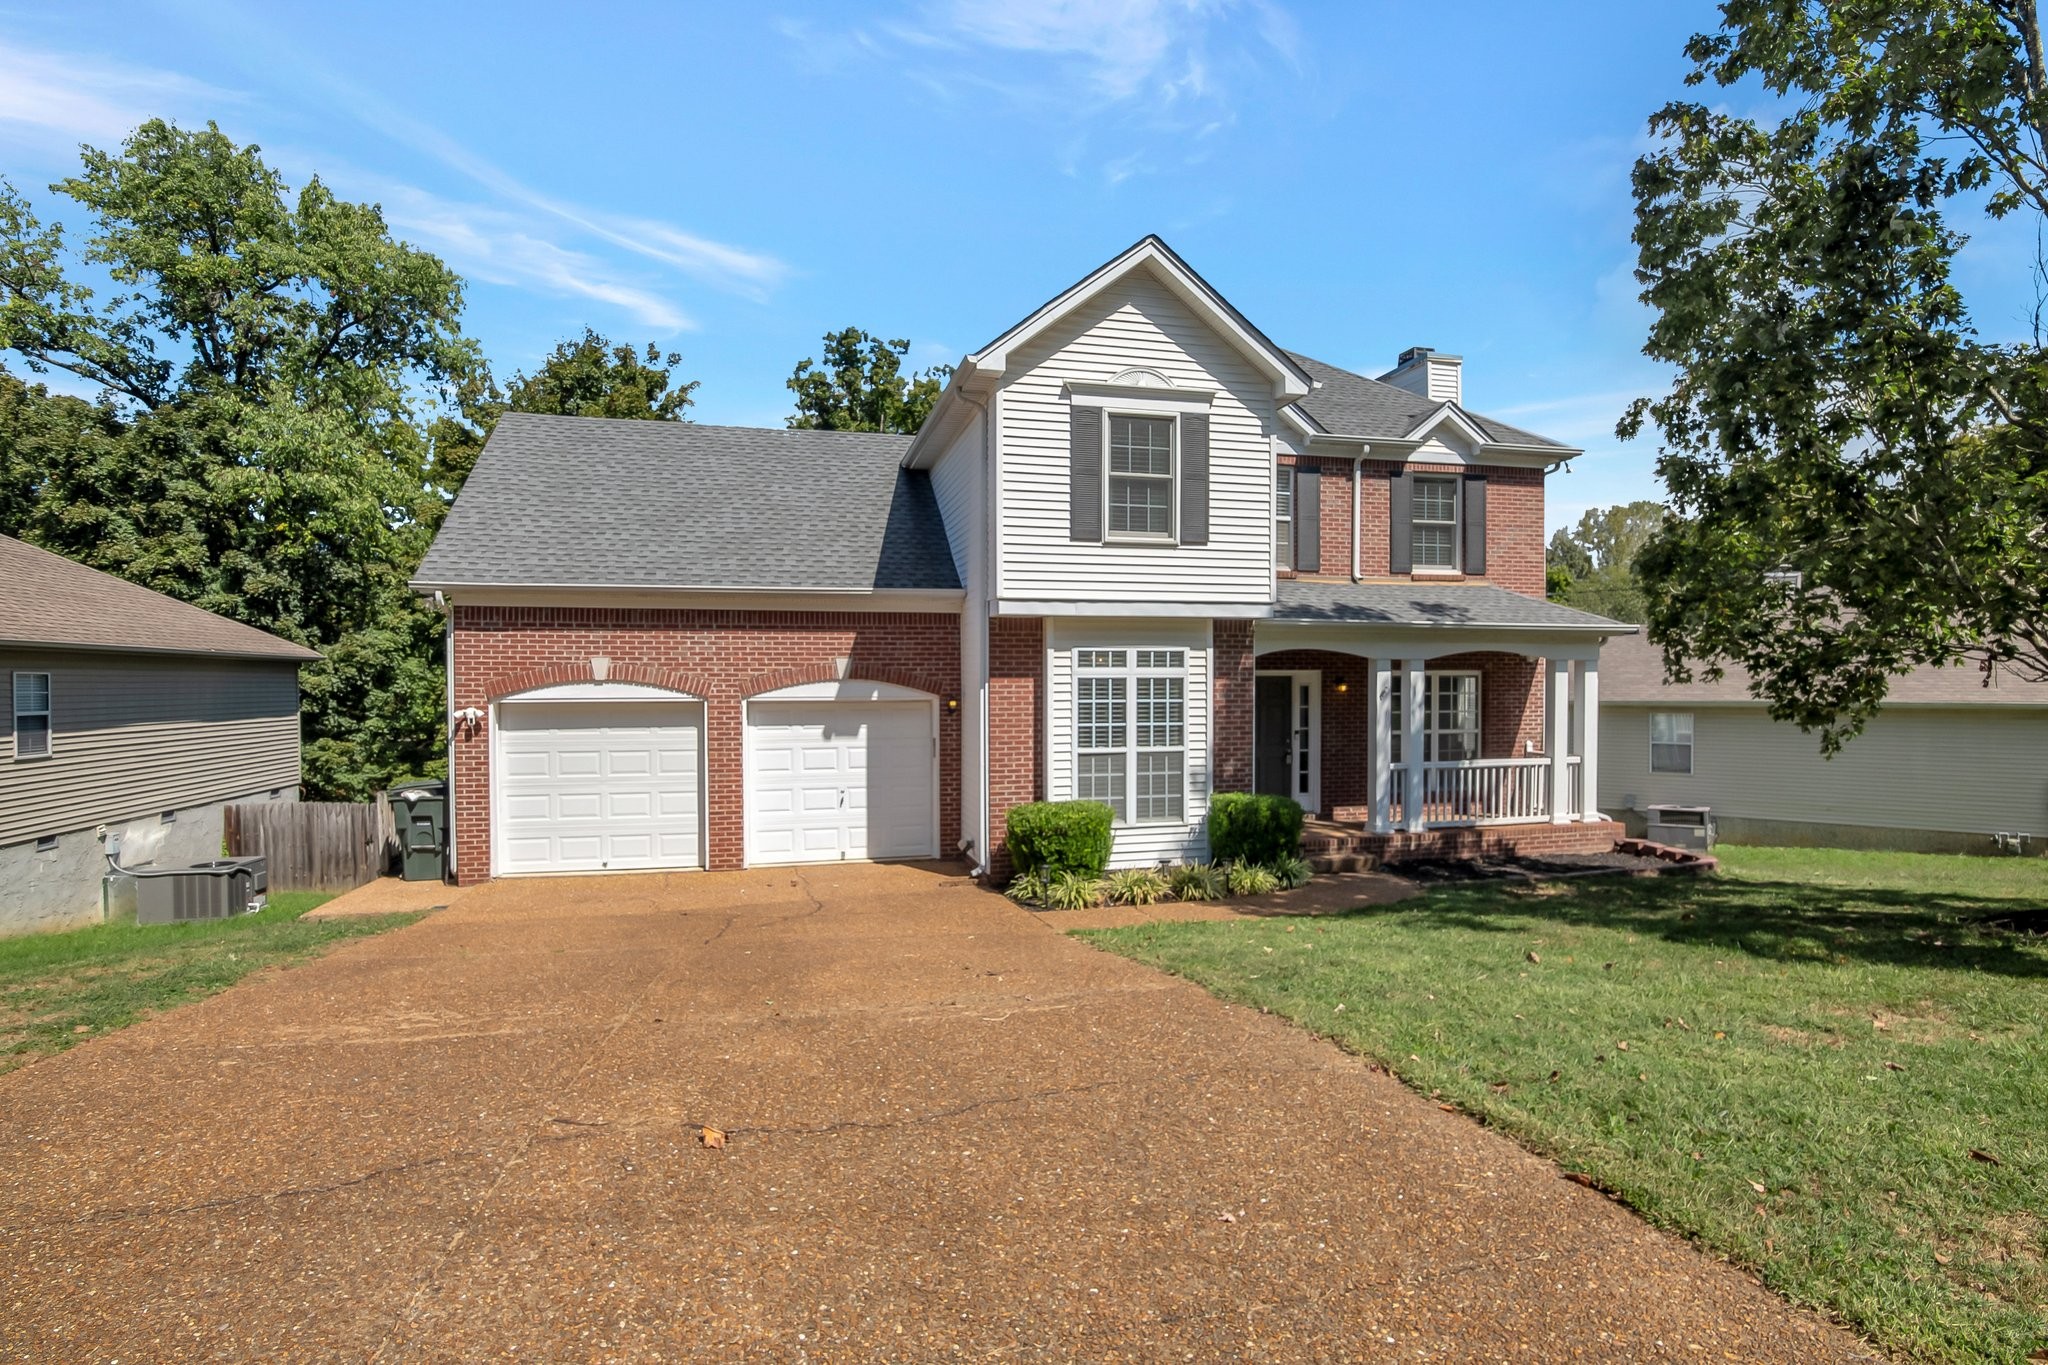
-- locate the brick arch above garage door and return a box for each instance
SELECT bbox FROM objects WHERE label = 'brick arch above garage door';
[739,662,946,700]
[487,661,715,703]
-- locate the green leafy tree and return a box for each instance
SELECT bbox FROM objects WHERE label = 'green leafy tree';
[0,120,477,797]
[786,327,949,432]
[1622,0,2048,748]
[1546,501,1665,623]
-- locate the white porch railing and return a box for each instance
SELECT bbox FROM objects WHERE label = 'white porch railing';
[1387,756,1582,828]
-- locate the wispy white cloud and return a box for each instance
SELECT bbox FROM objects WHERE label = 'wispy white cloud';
[0,38,240,153]
[1492,386,1652,450]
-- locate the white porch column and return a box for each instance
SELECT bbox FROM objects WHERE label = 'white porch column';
[1403,658,1427,833]
[1547,655,1572,823]
[1573,656,1600,822]
[1369,657,1393,834]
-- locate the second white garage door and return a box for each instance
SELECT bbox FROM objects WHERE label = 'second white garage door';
[746,699,937,865]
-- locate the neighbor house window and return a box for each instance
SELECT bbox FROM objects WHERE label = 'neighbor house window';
[1274,464,1293,567]
[1650,712,1694,773]
[12,672,50,759]
[1411,475,1460,570]
[1107,415,1175,538]
[1076,647,1186,822]
[1389,672,1480,763]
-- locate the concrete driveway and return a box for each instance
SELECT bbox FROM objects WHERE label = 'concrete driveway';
[0,864,1871,1362]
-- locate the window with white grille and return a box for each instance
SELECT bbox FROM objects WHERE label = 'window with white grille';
[1412,476,1460,570]
[1076,648,1186,822]
[1107,415,1175,538]
[1389,671,1480,763]
[12,672,50,759]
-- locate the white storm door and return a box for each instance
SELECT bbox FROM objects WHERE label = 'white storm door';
[746,701,936,865]
[496,701,703,874]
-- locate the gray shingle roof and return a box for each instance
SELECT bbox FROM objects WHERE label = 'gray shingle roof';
[1287,353,1568,449]
[0,535,321,661]
[1599,631,2048,708]
[1273,581,1632,632]
[414,415,961,592]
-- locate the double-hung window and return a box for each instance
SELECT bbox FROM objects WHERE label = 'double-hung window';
[1650,712,1694,773]
[13,672,51,759]
[1274,464,1293,567]
[1389,671,1479,764]
[1411,475,1461,571]
[1075,648,1186,822]
[1107,415,1175,538]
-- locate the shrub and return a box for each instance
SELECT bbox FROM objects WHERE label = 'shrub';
[1003,869,1051,907]
[1274,855,1315,889]
[1105,867,1170,906]
[1006,801,1114,878]
[1168,862,1226,902]
[1226,862,1281,897]
[1207,793,1305,866]
[1042,870,1107,911]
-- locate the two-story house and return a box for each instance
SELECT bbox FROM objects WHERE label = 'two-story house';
[416,237,1632,884]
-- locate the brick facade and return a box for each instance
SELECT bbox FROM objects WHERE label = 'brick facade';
[986,617,1044,881]
[1321,460,1543,596]
[1255,649,1547,822]
[449,606,961,883]
[1211,619,1256,795]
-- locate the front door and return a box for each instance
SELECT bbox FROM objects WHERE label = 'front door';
[1254,672,1319,810]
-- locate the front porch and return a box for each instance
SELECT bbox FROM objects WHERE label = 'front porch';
[1253,583,1631,859]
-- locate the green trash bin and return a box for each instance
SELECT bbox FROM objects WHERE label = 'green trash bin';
[389,780,448,882]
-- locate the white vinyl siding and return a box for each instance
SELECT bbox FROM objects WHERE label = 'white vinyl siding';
[926,408,988,862]
[1600,704,2048,840]
[1046,619,1210,866]
[927,410,984,589]
[996,269,1280,603]
[1650,712,1694,773]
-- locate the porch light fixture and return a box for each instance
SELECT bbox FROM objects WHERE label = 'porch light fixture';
[1333,676,1349,693]
[946,697,960,711]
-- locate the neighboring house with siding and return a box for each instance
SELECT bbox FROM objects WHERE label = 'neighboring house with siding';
[416,236,1634,887]
[1,535,319,934]
[1598,632,2048,855]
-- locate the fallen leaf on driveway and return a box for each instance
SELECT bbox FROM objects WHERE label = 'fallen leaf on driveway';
[700,1126,728,1149]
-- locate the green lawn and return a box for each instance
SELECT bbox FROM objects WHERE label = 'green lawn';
[0,892,421,1074]
[1081,846,2048,1363]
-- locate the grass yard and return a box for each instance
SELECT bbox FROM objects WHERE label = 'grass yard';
[0,892,421,1075]
[1082,846,2048,1363]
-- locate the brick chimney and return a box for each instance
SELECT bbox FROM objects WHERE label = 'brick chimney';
[1379,346,1462,405]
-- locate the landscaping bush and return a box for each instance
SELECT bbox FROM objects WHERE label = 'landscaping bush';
[1105,867,1171,906]
[1042,870,1107,911]
[1168,862,1226,902]
[1226,863,1281,896]
[1274,855,1315,889]
[1207,792,1304,866]
[1003,869,1052,907]
[1006,801,1114,878]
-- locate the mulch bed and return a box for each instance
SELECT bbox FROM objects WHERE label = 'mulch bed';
[1389,849,1680,884]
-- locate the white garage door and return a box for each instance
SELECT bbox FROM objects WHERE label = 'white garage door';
[746,700,937,865]
[496,700,703,875]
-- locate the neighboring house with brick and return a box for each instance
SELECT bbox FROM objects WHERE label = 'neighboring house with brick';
[416,237,1634,885]
[1599,632,2048,855]
[1,535,316,934]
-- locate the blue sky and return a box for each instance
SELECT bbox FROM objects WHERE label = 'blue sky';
[0,3,2031,535]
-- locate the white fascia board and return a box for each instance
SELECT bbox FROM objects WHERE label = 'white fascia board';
[902,362,996,468]
[1403,402,1495,447]
[1255,621,1619,662]
[967,238,1311,405]
[1279,404,1325,440]
[422,585,965,613]
[996,598,1273,619]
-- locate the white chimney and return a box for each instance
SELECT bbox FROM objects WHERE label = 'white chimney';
[1379,346,1462,406]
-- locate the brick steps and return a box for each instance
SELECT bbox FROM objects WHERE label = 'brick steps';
[1301,819,1628,871]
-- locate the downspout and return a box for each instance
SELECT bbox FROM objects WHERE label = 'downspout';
[1351,447,1367,582]
[439,592,455,881]
[956,386,995,878]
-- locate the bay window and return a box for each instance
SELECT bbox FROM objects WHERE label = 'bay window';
[1075,647,1186,822]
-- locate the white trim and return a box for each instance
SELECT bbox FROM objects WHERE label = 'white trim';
[1255,669,1321,812]
[1403,402,1494,447]
[1256,622,1612,661]
[1065,380,1217,413]
[1100,408,1180,545]
[740,694,942,866]
[488,695,709,879]
[498,680,703,703]
[418,586,964,612]
[1072,644,1192,827]
[1000,599,1272,618]
[748,679,936,703]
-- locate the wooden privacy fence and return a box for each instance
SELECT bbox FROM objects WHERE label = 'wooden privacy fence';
[225,798,398,891]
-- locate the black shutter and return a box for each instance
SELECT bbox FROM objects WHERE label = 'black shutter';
[1462,474,1487,575]
[1294,464,1321,571]
[1180,412,1209,545]
[1389,470,1413,574]
[1070,406,1102,542]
